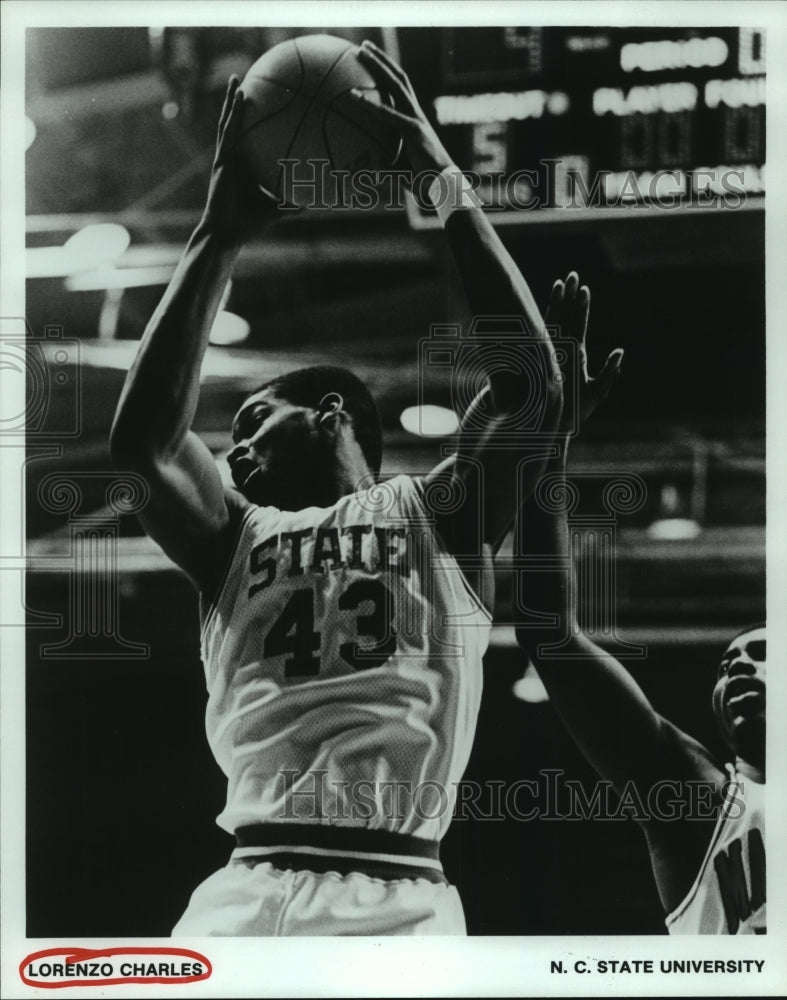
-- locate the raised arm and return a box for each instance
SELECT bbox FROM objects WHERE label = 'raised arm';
[514,275,719,795]
[110,78,277,593]
[352,42,562,564]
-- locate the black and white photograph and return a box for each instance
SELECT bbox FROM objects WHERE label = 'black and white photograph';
[2,1,786,996]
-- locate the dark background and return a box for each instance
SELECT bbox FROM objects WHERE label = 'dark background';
[23,25,764,936]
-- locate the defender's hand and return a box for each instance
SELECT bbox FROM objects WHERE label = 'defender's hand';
[545,272,623,435]
[351,39,455,177]
[201,77,280,246]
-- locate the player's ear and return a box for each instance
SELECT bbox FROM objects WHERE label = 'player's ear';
[318,392,344,429]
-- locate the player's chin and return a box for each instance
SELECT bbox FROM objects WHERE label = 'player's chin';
[236,465,268,505]
[249,462,321,510]
[730,702,765,731]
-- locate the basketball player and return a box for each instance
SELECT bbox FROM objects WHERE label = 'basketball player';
[514,273,765,934]
[110,47,562,935]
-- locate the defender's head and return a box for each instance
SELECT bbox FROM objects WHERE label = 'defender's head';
[712,623,766,771]
[227,365,382,511]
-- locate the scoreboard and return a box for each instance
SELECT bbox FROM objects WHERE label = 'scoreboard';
[391,27,765,226]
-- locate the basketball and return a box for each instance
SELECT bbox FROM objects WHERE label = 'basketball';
[238,34,401,206]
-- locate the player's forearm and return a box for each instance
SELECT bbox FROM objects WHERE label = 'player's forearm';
[110,222,240,463]
[444,205,542,326]
[516,446,668,792]
[515,439,574,644]
[442,202,560,415]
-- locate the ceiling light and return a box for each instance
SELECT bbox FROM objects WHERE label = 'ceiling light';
[647,517,702,541]
[209,310,250,347]
[63,224,131,268]
[65,265,174,291]
[400,404,459,438]
[512,663,549,704]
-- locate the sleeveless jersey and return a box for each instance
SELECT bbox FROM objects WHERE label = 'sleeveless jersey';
[665,765,765,934]
[200,474,491,842]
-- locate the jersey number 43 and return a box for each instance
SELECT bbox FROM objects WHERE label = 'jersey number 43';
[263,580,397,677]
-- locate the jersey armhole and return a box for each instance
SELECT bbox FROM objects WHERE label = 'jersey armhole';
[410,476,493,623]
[199,498,257,643]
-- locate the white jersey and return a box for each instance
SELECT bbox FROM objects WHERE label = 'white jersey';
[200,474,491,843]
[666,765,765,934]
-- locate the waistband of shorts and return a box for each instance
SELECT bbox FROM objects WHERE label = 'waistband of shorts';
[232,823,446,884]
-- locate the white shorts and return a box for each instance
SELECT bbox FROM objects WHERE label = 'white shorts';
[171,856,467,936]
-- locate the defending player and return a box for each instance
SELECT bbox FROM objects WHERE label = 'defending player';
[514,274,765,934]
[110,41,562,935]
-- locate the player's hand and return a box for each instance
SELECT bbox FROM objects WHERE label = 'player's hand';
[545,272,623,436]
[201,76,280,247]
[351,39,455,177]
